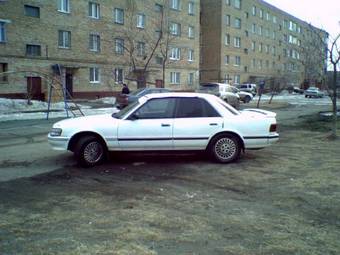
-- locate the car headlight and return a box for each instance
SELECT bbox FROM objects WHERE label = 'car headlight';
[49,128,62,137]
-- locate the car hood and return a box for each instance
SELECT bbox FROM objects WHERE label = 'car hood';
[53,114,116,129]
[240,108,276,118]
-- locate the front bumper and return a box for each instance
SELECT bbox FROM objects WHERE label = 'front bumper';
[48,135,70,151]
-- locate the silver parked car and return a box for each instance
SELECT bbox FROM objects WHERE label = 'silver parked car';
[304,87,324,98]
[197,83,240,108]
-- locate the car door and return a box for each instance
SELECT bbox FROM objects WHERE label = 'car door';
[173,97,223,150]
[117,97,176,150]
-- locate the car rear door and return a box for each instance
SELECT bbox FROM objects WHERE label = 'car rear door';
[172,97,223,150]
[117,98,176,150]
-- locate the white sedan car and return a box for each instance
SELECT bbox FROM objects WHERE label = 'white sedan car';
[48,93,279,167]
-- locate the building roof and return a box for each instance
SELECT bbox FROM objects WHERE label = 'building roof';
[258,0,328,35]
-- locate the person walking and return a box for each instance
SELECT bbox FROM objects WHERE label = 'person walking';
[121,83,130,94]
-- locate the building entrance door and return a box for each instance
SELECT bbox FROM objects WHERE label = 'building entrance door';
[65,72,73,99]
[26,77,42,100]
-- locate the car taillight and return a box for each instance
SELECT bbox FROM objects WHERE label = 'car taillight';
[269,124,277,132]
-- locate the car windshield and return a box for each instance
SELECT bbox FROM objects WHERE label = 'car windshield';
[112,100,139,119]
[198,84,218,91]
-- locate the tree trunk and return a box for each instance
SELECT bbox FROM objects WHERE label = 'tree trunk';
[331,65,338,138]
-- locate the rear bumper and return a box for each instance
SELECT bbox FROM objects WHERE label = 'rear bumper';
[243,134,279,149]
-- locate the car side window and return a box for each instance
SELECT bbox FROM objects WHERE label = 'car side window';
[175,98,220,118]
[203,99,221,117]
[131,98,176,119]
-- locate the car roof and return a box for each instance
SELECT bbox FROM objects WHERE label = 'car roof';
[143,92,217,100]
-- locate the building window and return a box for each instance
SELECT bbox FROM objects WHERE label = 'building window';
[188,73,194,85]
[224,55,229,65]
[170,0,180,10]
[115,38,124,54]
[155,3,163,12]
[170,22,181,36]
[0,63,8,82]
[155,56,163,65]
[258,26,263,36]
[188,26,194,38]
[266,12,270,21]
[24,5,40,18]
[273,16,277,23]
[259,9,263,19]
[137,14,145,28]
[225,0,230,5]
[234,37,241,48]
[0,22,6,43]
[264,28,269,38]
[234,75,240,84]
[89,34,100,52]
[258,43,263,52]
[170,47,181,60]
[188,49,194,62]
[234,0,241,9]
[251,41,255,51]
[234,18,241,29]
[26,44,41,56]
[272,46,276,56]
[170,72,180,84]
[89,2,100,19]
[137,42,145,56]
[224,15,230,26]
[114,68,124,83]
[114,8,124,24]
[58,30,71,48]
[252,6,256,16]
[251,59,256,68]
[225,34,230,45]
[251,23,256,33]
[188,2,194,15]
[58,0,70,13]
[89,67,100,83]
[235,56,241,66]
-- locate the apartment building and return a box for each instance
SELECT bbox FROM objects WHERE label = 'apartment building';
[200,0,328,87]
[0,0,200,100]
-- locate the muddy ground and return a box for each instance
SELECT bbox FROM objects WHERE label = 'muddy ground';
[0,102,339,255]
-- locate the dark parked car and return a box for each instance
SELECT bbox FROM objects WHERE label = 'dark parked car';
[115,87,171,108]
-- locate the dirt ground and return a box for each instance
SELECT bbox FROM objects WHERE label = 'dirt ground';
[0,102,340,255]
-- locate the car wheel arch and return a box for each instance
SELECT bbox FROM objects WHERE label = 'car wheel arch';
[68,131,108,152]
[206,131,245,151]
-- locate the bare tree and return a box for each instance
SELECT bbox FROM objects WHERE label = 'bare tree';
[114,0,163,88]
[328,33,340,138]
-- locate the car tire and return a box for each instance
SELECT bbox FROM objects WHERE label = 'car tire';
[209,134,241,163]
[244,96,251,103]
[75,135,106,167]
[305,95,308,98]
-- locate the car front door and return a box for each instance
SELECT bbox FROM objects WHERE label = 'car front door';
[173,97,223,150]
[117,98,176,150]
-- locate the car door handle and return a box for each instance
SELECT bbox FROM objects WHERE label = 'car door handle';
[161,123,171,127]
[209,123,218,126]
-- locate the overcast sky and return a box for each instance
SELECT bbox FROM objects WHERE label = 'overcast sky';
[265,0,340,40]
